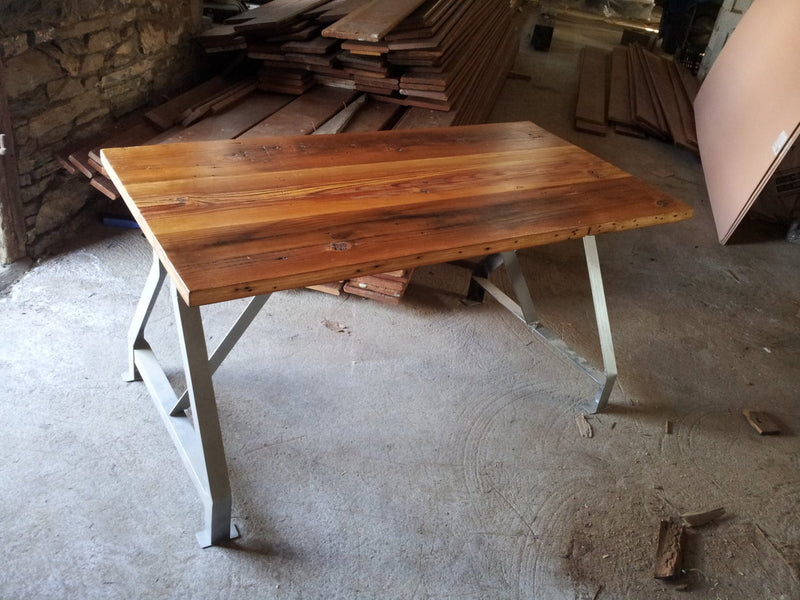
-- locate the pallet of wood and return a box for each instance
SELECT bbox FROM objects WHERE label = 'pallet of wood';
[575,43,699,153]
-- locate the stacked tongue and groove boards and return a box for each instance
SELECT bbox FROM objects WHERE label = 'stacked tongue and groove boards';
[575,44,699,154]
[58,0,523,303]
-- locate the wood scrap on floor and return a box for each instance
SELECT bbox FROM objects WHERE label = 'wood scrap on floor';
[743,409,781,435]
[576,413,593,438]
[680,506,725,528]
[575,43,699,153]
[653,518,685,579]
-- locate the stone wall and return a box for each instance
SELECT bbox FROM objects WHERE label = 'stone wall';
[1,0,203,257]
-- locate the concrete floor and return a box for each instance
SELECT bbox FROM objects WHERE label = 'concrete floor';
[2,8,799,599]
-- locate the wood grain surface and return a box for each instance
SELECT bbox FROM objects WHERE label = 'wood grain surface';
[101,121,693,306]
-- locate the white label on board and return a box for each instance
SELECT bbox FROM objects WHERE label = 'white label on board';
[772,130,789,156]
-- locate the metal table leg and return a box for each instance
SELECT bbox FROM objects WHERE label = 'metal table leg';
[125,251,270,546]
[470,236,617,413]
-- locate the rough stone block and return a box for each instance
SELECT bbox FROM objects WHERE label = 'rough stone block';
[54,38,86,57]
[138,21,168,55]
[34,181,89,237]
[5,49,63,97]
[80,52,106,76]
[46,77,85,102]
[87,29,117,54]
[39,44,82,77]
[33,28,57,44]
[100,60,152,89]
[9,89,50,120]
[112,38,139,67]
[75,106,111,127]
[1,34,29,59]
[59,17,114,39]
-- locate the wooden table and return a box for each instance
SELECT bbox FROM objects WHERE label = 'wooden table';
[102,121,692,547]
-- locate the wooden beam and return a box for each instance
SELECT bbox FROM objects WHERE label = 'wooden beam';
[0,54,27,264]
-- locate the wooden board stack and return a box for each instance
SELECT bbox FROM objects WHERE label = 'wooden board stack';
[195,0,521,124]
[575,44,699,154]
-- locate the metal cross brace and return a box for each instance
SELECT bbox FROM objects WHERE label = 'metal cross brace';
[469,236,617,413]
[125,251,270,546]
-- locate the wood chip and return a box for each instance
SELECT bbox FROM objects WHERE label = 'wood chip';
[680,506,725,528]
[743,409,781,435]
[654,519,685,579]
[576,414,593,438]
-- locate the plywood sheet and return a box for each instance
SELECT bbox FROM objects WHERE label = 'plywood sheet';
[694,0,800,243]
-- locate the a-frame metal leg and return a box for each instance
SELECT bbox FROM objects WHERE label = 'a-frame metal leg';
[581,235,617,413]
[125,251,166,382]
[172,289,238,547]
[124,252,270,546]
[469,236,617,413]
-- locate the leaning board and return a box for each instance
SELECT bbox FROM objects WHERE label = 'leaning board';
[694,0,800,243]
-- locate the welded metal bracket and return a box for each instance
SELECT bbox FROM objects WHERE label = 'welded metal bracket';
[125,251,270,546]
[470,236,617,413]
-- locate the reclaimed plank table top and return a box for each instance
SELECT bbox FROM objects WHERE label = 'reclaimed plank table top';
[101,121,692,307]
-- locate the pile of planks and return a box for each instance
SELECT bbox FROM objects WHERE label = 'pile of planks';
[575,44,699,153]
[196,0,522,124]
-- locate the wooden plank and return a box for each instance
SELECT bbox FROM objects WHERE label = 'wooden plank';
[87,120,162,165]
[143,76,230,130]
[575,47,609,128]
[322,0,428,42]
[342,282,402,304]
[281,35,341,55]
[666,60,698,149]
[154,92,295,145]
[316,0,373,23]
[101,122,693,307]
[180,79,257,127]
[312,94,367,134]
[607,46,636,127]
[341,96,404,131]
[237,86,359,138]
[642,50,690,149]
[233,0,330,33]
[627,45,664,137]
[90,175,119,200]
[0,54,27,263]
[575,118,608,136]
[636,47,669,137]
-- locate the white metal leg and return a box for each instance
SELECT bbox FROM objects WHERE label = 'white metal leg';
[470,236,617,413]
[124,251,269,546]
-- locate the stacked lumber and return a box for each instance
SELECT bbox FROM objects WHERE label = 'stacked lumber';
[575,44,699,153]
[195,0,521,124]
